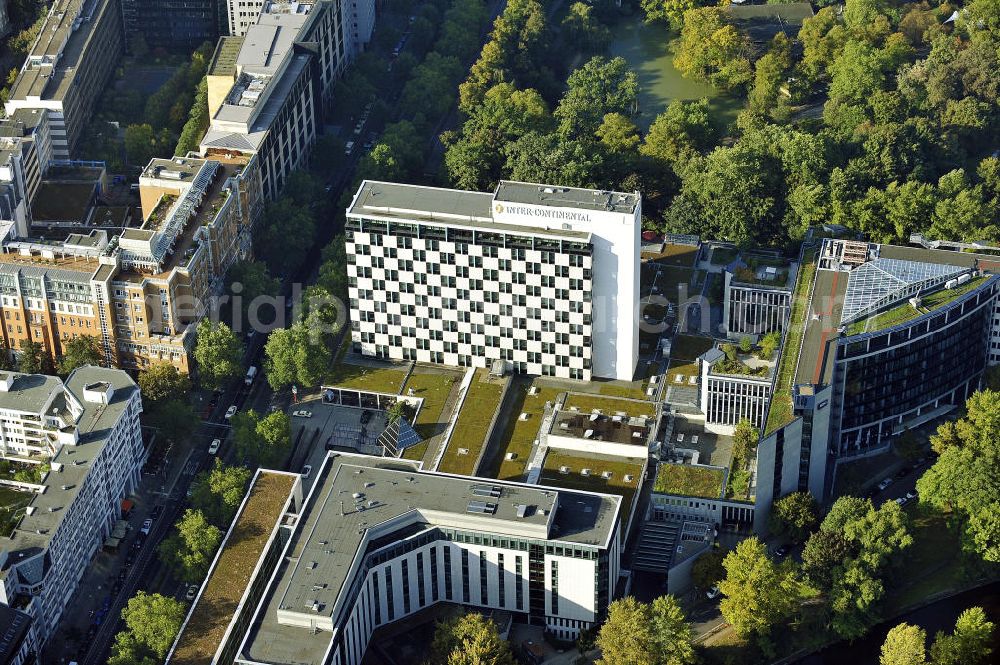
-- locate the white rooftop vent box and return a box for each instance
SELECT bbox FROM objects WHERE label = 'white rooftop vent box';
[624,474,634,483]
[458,448,469,455]
[559,466,570,475]
[581,468,591,477]
[519,412,529,421]
[0,373,14,392]
[505,452,517,461]
[528,386,539,395]
[82,381,114,404]
[601,471,612,479]
[583,429,594,439]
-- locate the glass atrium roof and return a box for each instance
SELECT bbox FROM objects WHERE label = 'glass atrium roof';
[840,258,967,324]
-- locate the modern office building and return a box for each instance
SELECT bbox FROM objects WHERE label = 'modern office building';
[699,346,774,431]
[0,111,53,241]
[226,0,372,58]
[4,0,124,159]
[345,180,641,381]
[756,237,1000,524]
[0,155,263,371]
[166,452,623,665]
[722,255,796,339]
[0,367,145,648]
[119,0,219,50]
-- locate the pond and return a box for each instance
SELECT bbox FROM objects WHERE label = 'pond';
[609,15,743,131]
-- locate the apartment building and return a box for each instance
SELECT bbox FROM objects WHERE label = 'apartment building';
[0,368,144,648]
[166,453,622,665]
[4,0,124,159]
[345,180,640,381]
[0,604,35,665]
[0,111,52,242]
[0,155,263,372]
[119,0,219,50]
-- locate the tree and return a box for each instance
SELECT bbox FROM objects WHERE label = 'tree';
[427,612,515,665]
[58,335,103,374]
[770,491,820,543]
[194,320,243,390]
[257,198,316,276]
[718,537,798,645]
[759,331,781,357]
[226,260,281,329]
[739,336,753,353]
[124,124,162,166]
[596,596,657,665]
[640,0,707,31]
[673,8,753,91]
[159,509,222,584]
[264,321,333,390]
[138,363,191,406]
[691,548,726,590]
[929,606,995,665]
[917,390,1000,562]
[650,595,696,665]
[108,630,158,665]
[641,99,718,168]
[175,78,208,156]
[555,56,638,139]
[119,592,186,659]
[504,132,603,188]
[801,529,851,589]
[893,429,924,463]
[18,340,51,375]
[232,410,291,467]
[146,399,196,444]
[596,113,640,153]
[562,2,611,52]
[880,623,927,665]
[731,418,758,467]
[189,459,251,527]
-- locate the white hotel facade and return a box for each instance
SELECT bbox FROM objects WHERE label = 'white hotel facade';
[345,181,640,381]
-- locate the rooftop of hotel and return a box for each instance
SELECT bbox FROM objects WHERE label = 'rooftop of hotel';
[8,0,112,102]
[240,453,620,665]
[208,36,245,77]
[728,252,796,289]
[495,181,639,215]
[0,368,138,574]
[347,181,592,240]
[0,248,100,276]
[551,410,652,446]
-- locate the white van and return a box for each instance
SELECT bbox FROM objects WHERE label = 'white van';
[245,366,258,386]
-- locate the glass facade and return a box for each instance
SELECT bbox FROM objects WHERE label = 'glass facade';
[834,277,999,452]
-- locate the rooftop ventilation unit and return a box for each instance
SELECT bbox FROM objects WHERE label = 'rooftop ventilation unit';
[467,500,498,515]
[471,484,502,498]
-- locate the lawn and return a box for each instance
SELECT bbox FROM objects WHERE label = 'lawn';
[539,450,644,526]
[846,275,992,336]
[170,472,294,665]
[494,382,563,481]
[562,393,656,419]
[596,381,652,400]
[0,486,34,537]
[710,246,739,266]
[666,334,715,382]
[653,463,726,499]
[437,370,504,475]
[765,252,817,435]
[645,243,700,268]
[325,361,409,394]
[884,506,965,613]
[401,369,461,461]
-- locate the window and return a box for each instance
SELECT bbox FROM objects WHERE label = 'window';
[497,554,505,608]
[479,551,488,605]
[551,560,559,614]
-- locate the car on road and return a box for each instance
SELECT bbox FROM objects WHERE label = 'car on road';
[292,410,312,418]
[895,465,912,479]
[877,477,894,491]
[706,585,721,599]
[151,505,164,519]
[208,439,221,455]
[894,496,908,506]
[225,405,238,419]
[185,584,198,601]
[345,140,355,155]
[140,518,153,535]
[302,464,312,478]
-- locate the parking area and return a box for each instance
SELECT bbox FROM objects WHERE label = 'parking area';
[288,398,391,493]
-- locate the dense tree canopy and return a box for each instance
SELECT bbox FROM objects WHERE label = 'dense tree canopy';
[189,460,251,527]
[138,363,191,406]
[158,509,222,584]
[596,595,695,665]
[194,320,243,390]
[58,335,103,375]
[426,612,515,665]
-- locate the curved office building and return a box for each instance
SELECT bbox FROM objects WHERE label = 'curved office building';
[832,274,1000,452]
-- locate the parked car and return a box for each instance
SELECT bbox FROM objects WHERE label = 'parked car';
[208,439,221,455]
[302,464,312,479]
[292,410,312,418]
[150,505,164,519]
[225,405,238,419]
[905,489,918,501]
[706,585,721,599]
[140,518,153,535]
[344,140,355,155]
[185,584,198,601]
[877,477,894,491]
[774,543,791,558]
